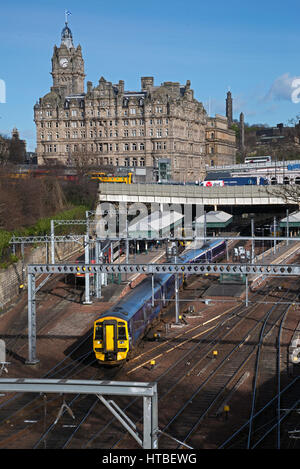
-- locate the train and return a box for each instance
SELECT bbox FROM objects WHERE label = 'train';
[5,167,133,184]
[201,176,268,187]
[92,239,226,365]
[89,172,133,184]
[5,167,79,181]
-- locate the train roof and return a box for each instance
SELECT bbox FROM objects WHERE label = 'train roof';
[95,239,224,322]
[180,239,224,262]
[96,273,172,321]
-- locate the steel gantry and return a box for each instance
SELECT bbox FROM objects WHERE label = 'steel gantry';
[26,257,300,366]
[0,378,158,449]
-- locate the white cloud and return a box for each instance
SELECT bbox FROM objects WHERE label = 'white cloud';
[265,73,300,102]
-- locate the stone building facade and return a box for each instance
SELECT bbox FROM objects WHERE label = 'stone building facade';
[34,21,236,181]
[205,114,237,167]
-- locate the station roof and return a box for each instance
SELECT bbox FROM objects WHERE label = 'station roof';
[127,210,184,237]
[280,211,300,227]
[195,210,233,228]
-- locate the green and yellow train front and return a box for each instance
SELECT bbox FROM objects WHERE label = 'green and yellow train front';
[93,316,130,364]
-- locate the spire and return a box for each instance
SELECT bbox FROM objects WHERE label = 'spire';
[61,10,73,48]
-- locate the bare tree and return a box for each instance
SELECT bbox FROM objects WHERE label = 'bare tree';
[266,184,300,206]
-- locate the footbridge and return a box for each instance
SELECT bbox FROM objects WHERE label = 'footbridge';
[98,183,292,206]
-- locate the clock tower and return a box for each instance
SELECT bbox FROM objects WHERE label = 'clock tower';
[51,19,85,96]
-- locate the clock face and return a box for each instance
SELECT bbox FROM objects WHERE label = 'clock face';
[59,58,69,68]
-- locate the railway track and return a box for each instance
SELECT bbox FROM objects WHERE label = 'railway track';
[31,278,294,449]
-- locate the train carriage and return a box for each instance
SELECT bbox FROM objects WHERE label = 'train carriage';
[93,240,226,365]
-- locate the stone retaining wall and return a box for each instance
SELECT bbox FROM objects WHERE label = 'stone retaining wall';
[0,241,83,309]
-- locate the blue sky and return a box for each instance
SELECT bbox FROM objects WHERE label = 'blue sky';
[1,0,300,151]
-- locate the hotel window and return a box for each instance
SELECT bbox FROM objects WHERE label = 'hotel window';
[140,157,145,167]
[71,110,77,117]
[132,143,137,151]
[132,129,136,137]
[130,108,136,115]
[149,129,153,136]
[156,129,162,137]
[124,157,130,167]
[140,143,145,150]
[124,130,129,137]
[132,157,137,166]
[124,143,129,151]
[66,144,70,152]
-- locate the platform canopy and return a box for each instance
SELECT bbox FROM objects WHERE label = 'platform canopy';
[127,210,184,238]
[280,211,300,228]
[195,210,233,228]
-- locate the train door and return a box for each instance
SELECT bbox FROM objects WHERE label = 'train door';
[103,320,117,352]
[105,325,115,351]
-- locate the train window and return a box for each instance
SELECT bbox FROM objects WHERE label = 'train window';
[118,326,127,340]
[95,324,103,340]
